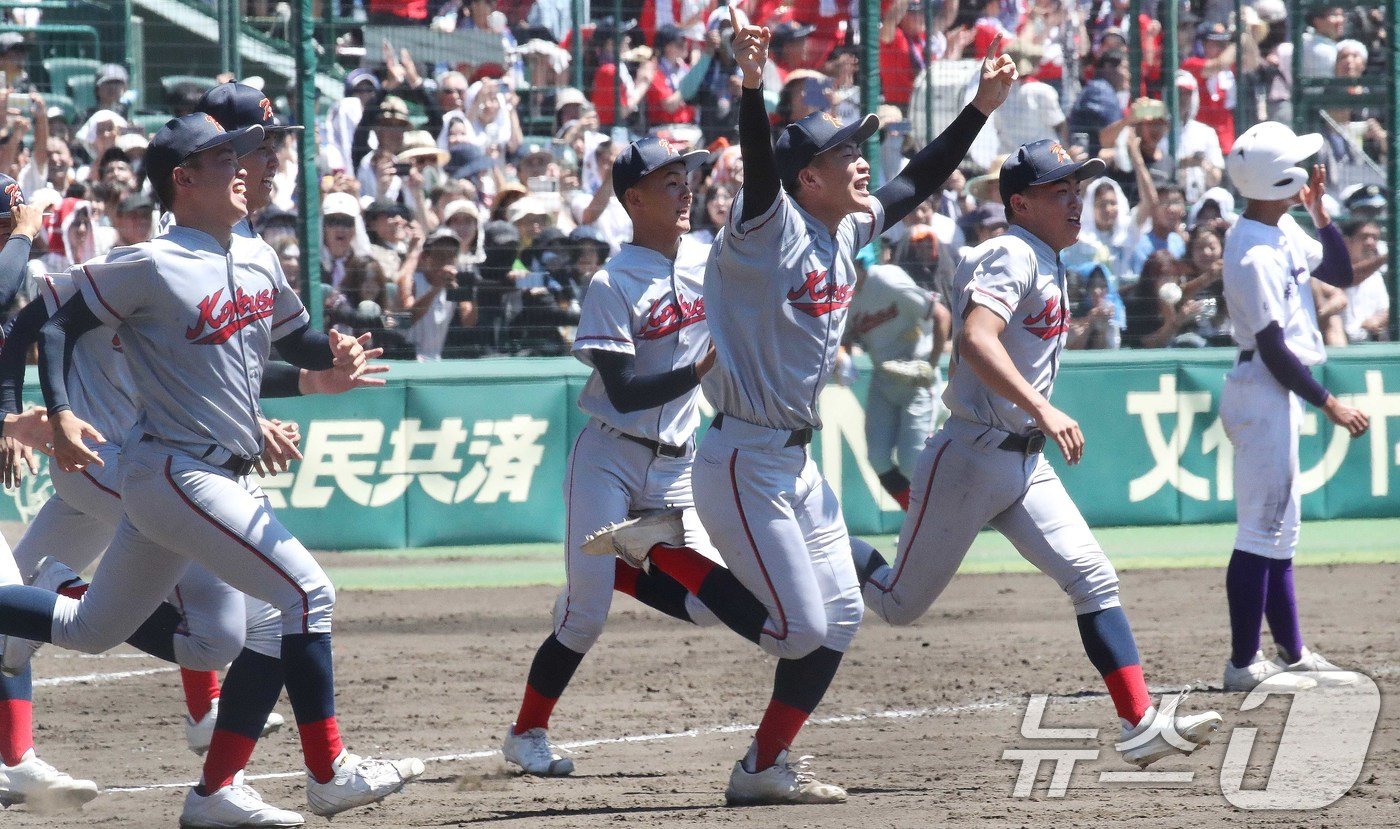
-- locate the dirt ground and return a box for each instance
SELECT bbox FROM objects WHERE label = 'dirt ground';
[7,562,1398,828]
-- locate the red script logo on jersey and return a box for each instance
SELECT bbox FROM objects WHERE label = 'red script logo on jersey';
[186,287,277,345]
[851,303,899,336]
[787,270,853,317]
[636,294,706,340]
[1022,294,1068,340]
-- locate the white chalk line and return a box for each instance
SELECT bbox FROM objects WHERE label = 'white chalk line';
[104,698,1015,794]
[33,667,179,687]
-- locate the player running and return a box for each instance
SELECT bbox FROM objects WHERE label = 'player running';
[584,13,1013,804]
[0,114,422,825]
[1218,122,1369,691]
[852,138,1223,768]
[501,136,723,776]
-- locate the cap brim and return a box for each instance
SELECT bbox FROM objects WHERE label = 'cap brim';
[815,113,881,157]
[1028,156,1106,188]
[190,124,266,163]
[264,124,304,134]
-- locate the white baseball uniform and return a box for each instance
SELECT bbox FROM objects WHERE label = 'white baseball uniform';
[848,263,940,479]
[693,190,881,658]
[555,237,718,653]
[1219,213,1325,560]
[9,271,279,664]
[863,225,1121,625]
[42,226,332,658]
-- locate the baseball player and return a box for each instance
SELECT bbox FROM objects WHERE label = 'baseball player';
[852,139,1223,768]
[502,136,725,776]
[0,114,422,825]
[847,258,949,509]
[584,17,1015,804]
[1218,123,1370,691]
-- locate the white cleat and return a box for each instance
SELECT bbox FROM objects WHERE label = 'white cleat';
[1223,651,1319,692]
[1117,690,1223,769]
[1,558,82,677]
[1272,647,1361,688]
[186,699,287,755]
[305,750,424,817]
[725,750,847,806]
[179,772,304,828]
[0,749,99,813]
[502,726,575,776]
[878,359,937,387]
[580,508,685,569]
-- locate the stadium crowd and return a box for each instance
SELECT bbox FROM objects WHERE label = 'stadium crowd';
[0,0,1390,360]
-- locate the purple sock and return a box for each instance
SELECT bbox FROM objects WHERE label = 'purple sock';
[1264,558,1304,663]
[1226,550,1270,668]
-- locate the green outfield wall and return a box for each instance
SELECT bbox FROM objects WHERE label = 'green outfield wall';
[6,345,1399,549]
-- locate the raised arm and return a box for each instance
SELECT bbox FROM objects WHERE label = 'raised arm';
[730,8,780,223]
[1300,164,1357,287]
[874,35,1015,230]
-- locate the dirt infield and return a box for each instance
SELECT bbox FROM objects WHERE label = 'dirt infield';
[7,562,1398,828]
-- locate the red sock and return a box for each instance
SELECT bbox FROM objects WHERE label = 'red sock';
[612,559,641,598]
[892,487,911,511]
[513,684,558,734]
[648,544,714,595]
[181,669,222,721]
[1104,665,1152,724]
[0,700,33,766]
[298,717,346,783]
[753,699,810,770]
[58,580,87,600]
[200,730,257,793]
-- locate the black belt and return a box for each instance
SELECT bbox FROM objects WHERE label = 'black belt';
[712,413,813,448]
[997,430,1046,455]
[1239,349,1254,363]
[616,431,690,459]
[141,434,255,477]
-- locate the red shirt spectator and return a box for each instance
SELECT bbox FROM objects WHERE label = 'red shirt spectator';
[645,68,696,125]
[369,0,427,21]
[880,26,923,107]
[1181,56,1235,151]
[591,63,629,126]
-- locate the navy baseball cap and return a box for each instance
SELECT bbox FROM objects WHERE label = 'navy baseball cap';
[775,110,880,191]
[611,136,709,200]
[0,174,25,219]
[998,139,1106,205]
[198,82,303,134]
[145,113,266,194]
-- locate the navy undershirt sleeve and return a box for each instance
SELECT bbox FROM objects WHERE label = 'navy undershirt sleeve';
[0,300,48,414]
[38,294,102,415]
[738,87,780,224]
[0,235,33,309]
[1310,223,1354,287]
[590,349,701,415]
[259,362,304,399]
[1254,321,1329,407]
[875,105,989,232]
[273,323,336,371]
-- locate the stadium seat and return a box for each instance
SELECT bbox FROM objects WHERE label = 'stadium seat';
[41,92,78,123]
[131,112,176,135]
[67,75,96,113]
[41,57,99,100]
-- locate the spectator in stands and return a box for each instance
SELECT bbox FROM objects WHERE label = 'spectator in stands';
[589,18,645,127]
[0,33,34,93]
[365,197,421,307]
[75,109,126,171]
[763,22,814,103]
[396,129,449,220]
[566,225,609,303]
[442,198,483,269]
[1102,100,1170,203]
[1168,71,1224,202]
[1274,5,1346,110]
[510,227,582,355]
[1341,219,1390,343]
[1181,22,1239,152]
[42,196,100,272]
[427,70,469,138]
[879,0,954,109]
[111,191,154,247]
[687,180,732,245]
[1176,225,1230,347]
[322,192,397,337]
[1069,50,1129,157]
[368,0,428,24]
[775,71,834,130]
[1068,177,1134,284]
[269,235,301,294]
[682,10,744,144]
[1123,249,1192,348]
[971,0,1012,59]
[645,26,697,127]
[1318,39,1387,187]
[992,43,1067,155]
[1312,273,1350,348]
[91,64,132,121]
[823,45,862,123]
[956,201,1007,256]
[508,195,556,252]
[1067,264,1121,350]
[324,68,379,173]
[471,219,525,355]
[1186,186,1236,235]
[570,134,630,254]
[436,0,523,82]
[1343,183,1386,222]
[405,227,476,361]
[454,77,524,162]
[357,95,411,202]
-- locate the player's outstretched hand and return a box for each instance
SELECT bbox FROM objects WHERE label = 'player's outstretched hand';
[0,408,45,490]
[1299,163,1331,228]
[254,417,303,477]
[329,328,369,380]
[730,5,771,88]
[304,334,389,394]
[1035,404,1084,465]
[1324,396,1369,438]
[971,34,1019,117]
[50,410,104,473]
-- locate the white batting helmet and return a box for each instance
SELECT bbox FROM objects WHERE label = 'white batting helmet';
[1225,121,1324,202]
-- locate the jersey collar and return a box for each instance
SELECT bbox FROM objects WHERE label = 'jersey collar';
[165,224,235,254]
[1006,224,1062,271]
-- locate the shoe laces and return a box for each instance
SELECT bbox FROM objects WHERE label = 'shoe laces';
[520,731,569,766]
[785,755,819,785]
[350,756,404,787]
[23,754,63,780]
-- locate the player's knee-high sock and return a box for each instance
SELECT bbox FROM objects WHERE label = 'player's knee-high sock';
[748,647,844,771]
[612,559,701,623]
[878,469,911,511]
[514,634,585,734]
[281,633,344,783]
[23,576,184,664]
[182,668,222,721]
[1077,607,1150,723]
[1226,550,1271,667]
[1263,558,1304,663]
[197,649,282,794]
[649,544,768,643]
[0,668,33,766]
[0,586,58,641]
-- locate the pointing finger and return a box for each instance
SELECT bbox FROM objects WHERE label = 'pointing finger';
[987,33,1003,61]
[729,3,739,32]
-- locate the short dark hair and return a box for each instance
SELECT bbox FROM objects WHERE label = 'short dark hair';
[1157,183,1186,202]
[1096,49,1127,70]
[1342,218,1381,238]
